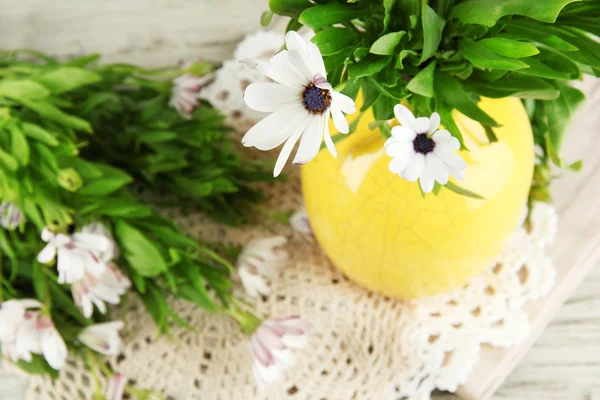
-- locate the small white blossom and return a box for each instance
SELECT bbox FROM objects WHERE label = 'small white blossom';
[169,73,212,119]
[72,264,131,318]
[237,236,287,298]
[78,321,124,356]
[250,316,310,388]
[289,206,311,234]
[105,373,126,400]
[242,31,356,177]
[1,310,68,370]
[385,105,467,193]
[0,202,25,231]
[81,222,119,263]
[37,227,111,284]
[0,299,41,344]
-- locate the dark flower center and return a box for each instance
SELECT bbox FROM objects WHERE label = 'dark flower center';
[413,133,435,154]
[302,83,331,115]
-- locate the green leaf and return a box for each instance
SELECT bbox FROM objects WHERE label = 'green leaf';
[543,81,585,151]
[545,132,582,171]
[518,57,574,79]
[48,281,88,325]
[395,50,418,69]
[478,38,539,58]
[444,181,485,200]
[78,165,133,196]
[0,147,19,171]
[434,71,500,127]
[370,31,406,55]
[372,95,396,121]
[0,80,50,100]
[18,99,92,133]
[32,261,51,307]
[348,55,392,79]
[177,283,217,312]
[299,3,367,29]
[383,0,396,31]
[312,28,359,56]
[115,221,168,277]
[463,75,560,100]
[500,21,579,52]
[138,131,178,144]
[420,5,444,64]
[260,11,274,27]
[142,283,169,331]
[8,124,30,166]
[459,39,529,70]
[21,123,59,146]
[35,67,101,94]
[406,61,436,97]
[450,0,580,27]
[269,0,312,18]
[17,355,59,379]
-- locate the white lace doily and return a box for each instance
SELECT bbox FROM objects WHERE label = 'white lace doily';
[10,31,557,400]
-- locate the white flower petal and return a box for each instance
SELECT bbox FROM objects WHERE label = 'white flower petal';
[293,116,323,165]
[385,140,413,158]
[243,83,300,112]
[285,31,314,81]
[435,149,467,171]
[322,112,337,159]
[419,170,435,193]
[242,104,306,151]
[413,117,430,134]
[105,373,126,400]
[41,327,68,370]
[239,267,270,298]
[394,104,416,128]
[425,153,449,185]
[273,117,310,177]
[331,92,356,115]
[37,244,56,264]
[243,56,305,90]
[432,129,452,143]
[428,112,441,134]
[403,153,425,182]
[331,105,349,134]
[306,42,327,79]
[41,228,53,242]
[391,125,417,142]
[74,233,111,254]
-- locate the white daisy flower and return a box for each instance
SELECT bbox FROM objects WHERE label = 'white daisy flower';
[250,316,310,388]
[72,264,131,318]
[78,321,124,356]
[169,73,212,119]
[242,30,356,177]
[385,105,467,193]
[0,202,25,231]
[237,236,288,298]
[105,373,127,400]
[37,227,111,284]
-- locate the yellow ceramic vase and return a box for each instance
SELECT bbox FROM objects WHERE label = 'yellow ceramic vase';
[301,97,534,299]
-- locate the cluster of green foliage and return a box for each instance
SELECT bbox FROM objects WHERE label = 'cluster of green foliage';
[265,0,599,199]
[64,59,275,226]
[0,51,254,375]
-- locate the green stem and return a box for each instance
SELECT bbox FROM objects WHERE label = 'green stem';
[225,301,263,335]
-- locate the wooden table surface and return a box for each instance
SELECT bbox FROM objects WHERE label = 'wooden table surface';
[0,1,599,398]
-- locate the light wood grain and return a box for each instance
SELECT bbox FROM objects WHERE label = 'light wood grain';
[0,2,599,399]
